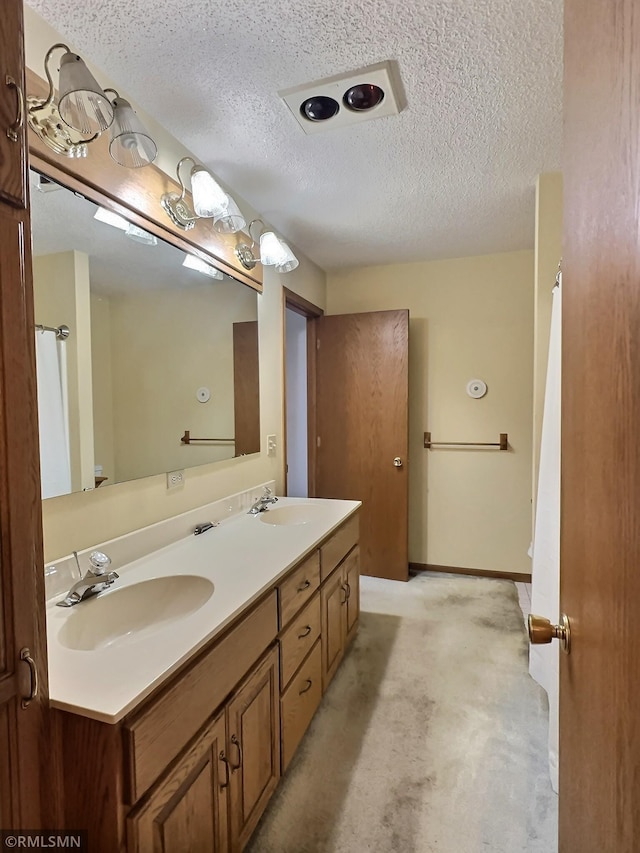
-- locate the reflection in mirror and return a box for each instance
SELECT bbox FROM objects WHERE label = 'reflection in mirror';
[29,170,260,499]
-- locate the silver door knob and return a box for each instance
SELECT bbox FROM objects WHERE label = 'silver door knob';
[393,457,403,468]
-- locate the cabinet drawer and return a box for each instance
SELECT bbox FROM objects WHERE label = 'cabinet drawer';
[280,640,322,771]
[320,514,359,582]
[278,552,320,627]
[123,591,278,804]
[280,592,321,690]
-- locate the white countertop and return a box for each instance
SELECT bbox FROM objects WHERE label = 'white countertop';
[45,497,360,724]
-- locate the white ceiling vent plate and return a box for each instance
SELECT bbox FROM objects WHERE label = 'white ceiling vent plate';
[278,60,405,135]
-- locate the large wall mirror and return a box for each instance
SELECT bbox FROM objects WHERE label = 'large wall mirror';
[30,169,260,499]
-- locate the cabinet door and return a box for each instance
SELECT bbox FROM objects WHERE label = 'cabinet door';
[321,568,347,691]
[128,711,229,853]
[0,0,50,832]
[344,547,360,644]
[0,1,27,208]
[227,647,280,852]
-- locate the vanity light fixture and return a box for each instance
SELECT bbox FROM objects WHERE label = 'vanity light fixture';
[235,219,299,274]
[103,89,158,168]
[182,254,224,279]
[27,44,157,168]
[161,157,246,234]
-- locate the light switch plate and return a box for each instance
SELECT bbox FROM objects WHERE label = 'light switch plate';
[267,435,277,457]
[166,469,185,490]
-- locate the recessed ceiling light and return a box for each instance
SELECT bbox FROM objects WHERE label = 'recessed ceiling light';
[94,206,129,230]
[343,84,385,112]
[300,96,340,122]
[279,60,404,135]
[182,254,223,279]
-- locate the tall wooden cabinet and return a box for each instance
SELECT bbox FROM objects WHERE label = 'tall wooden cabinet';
[0,0,51,831]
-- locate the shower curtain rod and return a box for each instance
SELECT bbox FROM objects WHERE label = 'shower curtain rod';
[35,323,70,339]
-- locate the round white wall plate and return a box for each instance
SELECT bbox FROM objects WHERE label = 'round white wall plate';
[466,379,487,399]
[197,387,211,403]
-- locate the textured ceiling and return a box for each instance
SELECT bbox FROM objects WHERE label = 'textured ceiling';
[26,0,563,271]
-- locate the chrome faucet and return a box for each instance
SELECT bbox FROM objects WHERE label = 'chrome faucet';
[248,486,278,515]
[57,550,119,607]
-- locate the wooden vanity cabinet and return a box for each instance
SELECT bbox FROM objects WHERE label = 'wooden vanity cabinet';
[56,511,360,853]
[321,546,361,690]
[277,514,360,771]
[129,646,280,853]
[128,711,229,853]
[227,647,280,851]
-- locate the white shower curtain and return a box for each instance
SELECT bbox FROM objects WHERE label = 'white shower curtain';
[529,276,561,793]
[35,331,72,499]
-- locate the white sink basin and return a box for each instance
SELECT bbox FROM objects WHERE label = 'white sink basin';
[58,575,214,651]
[258,505,321,526]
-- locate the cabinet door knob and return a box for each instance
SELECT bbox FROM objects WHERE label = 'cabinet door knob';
[5,76,25,143]
[297,625,312,639]
[340,584,348,605]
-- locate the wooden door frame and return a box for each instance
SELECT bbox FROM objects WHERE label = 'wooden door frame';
[281,288,323,496]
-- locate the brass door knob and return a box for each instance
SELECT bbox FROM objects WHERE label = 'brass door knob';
[528,614,571,654]
[393,457,403,468]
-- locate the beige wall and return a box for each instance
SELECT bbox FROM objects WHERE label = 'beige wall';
[33,251,95,492]
[109,280,257,481]
[533,173,563,510]
[327,251,534,575]
[42,259,326,562]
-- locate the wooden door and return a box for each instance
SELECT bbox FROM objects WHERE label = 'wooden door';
[313,310,409,581]
[232,320,260,456]
[129,711,229,853]
[227,647,280,852]
[320,568,346,690]
[0,0,51,831]
[561,2,640,850]
[344,547,360,643]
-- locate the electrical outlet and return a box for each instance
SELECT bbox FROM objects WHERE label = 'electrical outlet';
[166,469,185,490]
[267,435,277,457]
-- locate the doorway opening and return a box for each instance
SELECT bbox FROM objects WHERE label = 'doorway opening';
[282,288,323,497]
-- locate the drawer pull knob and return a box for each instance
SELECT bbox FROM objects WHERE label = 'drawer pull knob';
[297,579,311,593]
[299,678,313,695]
[298,625,312,639]
[219,750,231,789]
[230,734,243,771]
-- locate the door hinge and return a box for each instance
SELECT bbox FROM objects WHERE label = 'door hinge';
[316,338,320,350]
[317,436,321,448]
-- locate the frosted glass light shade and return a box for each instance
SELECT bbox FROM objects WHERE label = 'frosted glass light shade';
[109,97,157,168]
[260,231,299,272]
[213,197,246,234]
[190,167,229,218]
[57,52,114,135]
[274,241,299,273]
